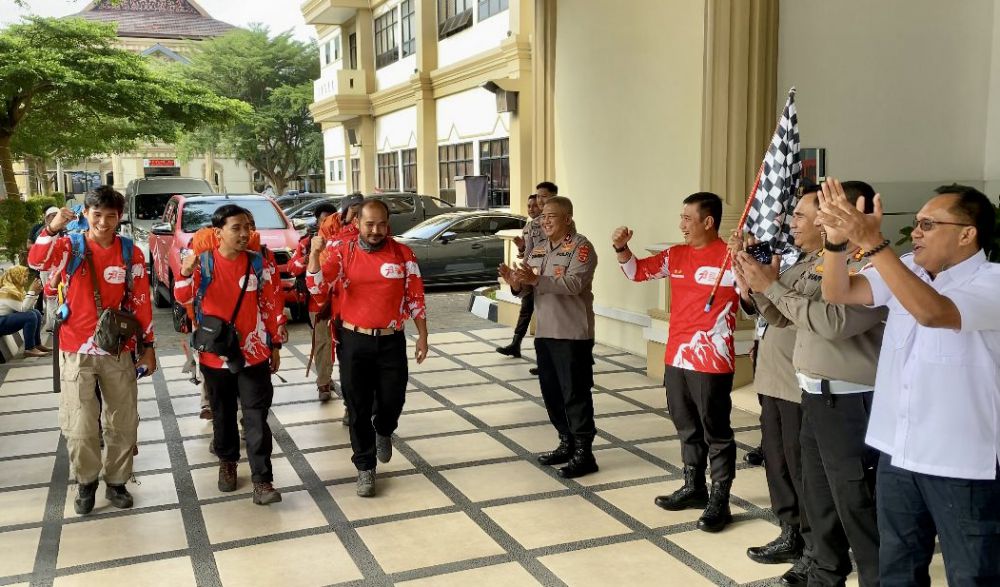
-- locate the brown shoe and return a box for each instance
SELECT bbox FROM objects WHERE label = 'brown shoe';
[253,481,282,505]
[23,347,50,358]
[199,406,213,420]
[318,384,332,402]
[218,461,238,492]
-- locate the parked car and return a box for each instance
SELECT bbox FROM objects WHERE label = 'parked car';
[147,194,305,319]
[286,195,345,234]
[367,192,474,235]
[274,192,329,212]
[121,177,214,265]
[395,211,526,285]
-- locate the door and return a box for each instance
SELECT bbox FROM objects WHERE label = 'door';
[480,216,525,280]
[432,216,491,282]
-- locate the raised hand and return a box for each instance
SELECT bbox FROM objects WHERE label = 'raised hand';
[180,251,200,277]
[727,229,746,258]
[514,260,539,286]
[611,226,634,250]
[498,263,519,287]
[817,178,885,249]
[311,235,326,254]
[48,208,76,233]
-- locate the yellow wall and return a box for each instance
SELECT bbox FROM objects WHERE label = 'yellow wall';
[553,0,706,354]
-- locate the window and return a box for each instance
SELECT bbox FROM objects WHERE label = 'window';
[479,138,510,207]
[446,216,488,238]
[336,159,344,182]
[380,195,415,214]
[324,42,331,65]
[374,10,399,69]
[438,142,474,190]
[377,152,399,191]
[438,0,473,39]
[401,148,417,192]
[349,33,357,69]
[351,157,360,190]
[400,0,416,57]
[478,0,508,21]
[333,35,341,60]
[328,161,335,181]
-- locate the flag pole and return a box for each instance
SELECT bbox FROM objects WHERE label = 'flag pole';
[703,88,795,313]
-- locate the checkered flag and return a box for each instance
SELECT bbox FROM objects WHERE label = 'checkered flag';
[745,88,801,254]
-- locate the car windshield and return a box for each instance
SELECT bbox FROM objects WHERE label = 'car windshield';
[132,193,175,220]
[400,215,455,240]
[181,200,287,233]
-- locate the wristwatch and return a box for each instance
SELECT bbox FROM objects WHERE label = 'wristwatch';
[613,244,629,253]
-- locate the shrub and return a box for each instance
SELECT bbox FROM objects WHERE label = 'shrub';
[0,194,62,263]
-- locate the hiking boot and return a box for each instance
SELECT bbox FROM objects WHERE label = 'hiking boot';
[318,383,332,402]
[747,522,804,564]
[529,367,539,376]
[744,445,764,466]
[252,481,282,505]
[558,437,599,479]
[537,434,574,466]
[74,480,99,515]
[218,461,238,493]
[376,434,393,463]
[356,469,376,497]
[495,335,523,358]
[654,466,708,511]
[105,483,134,509]
[781,555,814,585]
[199,406,213,420]
[697,480,733,533]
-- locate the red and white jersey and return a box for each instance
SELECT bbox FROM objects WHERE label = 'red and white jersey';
[27,233,154,355]
[174,250,283,369]
[288,235,328,312]
[307,237,426,330]
[621,238,738,374]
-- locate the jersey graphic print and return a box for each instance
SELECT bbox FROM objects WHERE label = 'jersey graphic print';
[673,301,736,372]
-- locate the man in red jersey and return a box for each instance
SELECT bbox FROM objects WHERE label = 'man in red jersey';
[306,199,428,497]
[175,204,284,506]
[28,186,156,515]
[613,192,740,533]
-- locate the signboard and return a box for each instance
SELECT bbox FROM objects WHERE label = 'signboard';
[143,159,176,167]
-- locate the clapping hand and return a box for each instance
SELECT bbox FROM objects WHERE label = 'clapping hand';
[499,263,519,288]
[816,178,885,250]
[513,261,539,286]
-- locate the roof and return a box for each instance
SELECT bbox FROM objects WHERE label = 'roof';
[74,0,237,40]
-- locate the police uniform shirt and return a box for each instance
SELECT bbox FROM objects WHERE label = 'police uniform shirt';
[518,231,597,340]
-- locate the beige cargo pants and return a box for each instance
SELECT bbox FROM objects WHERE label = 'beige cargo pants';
[59,351,139,485]
[309,312,333,387]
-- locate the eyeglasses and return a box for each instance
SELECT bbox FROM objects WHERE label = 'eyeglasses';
[912,218,973,232]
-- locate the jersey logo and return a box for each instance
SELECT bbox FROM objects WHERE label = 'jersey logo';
[380,263,405,279]
[103,266,126,285]
[238,274,260,291]
[694,266,735,287]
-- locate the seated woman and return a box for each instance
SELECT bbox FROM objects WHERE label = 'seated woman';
[0,266,50,358]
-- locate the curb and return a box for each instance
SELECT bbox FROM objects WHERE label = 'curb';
[468,286,498,322]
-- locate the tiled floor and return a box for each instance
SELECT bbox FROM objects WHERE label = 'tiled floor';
[0,325,949,586]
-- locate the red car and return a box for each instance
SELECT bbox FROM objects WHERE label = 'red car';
[147,194,305,318]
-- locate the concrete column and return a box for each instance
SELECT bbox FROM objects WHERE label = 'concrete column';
[357,115,377,194]
[355,9,377,92]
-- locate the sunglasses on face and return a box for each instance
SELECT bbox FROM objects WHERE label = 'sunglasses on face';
[912,218,973,232]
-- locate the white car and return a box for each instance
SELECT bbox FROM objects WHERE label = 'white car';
[121,177,214,266]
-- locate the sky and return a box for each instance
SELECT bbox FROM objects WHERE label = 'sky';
[0,0,317,41]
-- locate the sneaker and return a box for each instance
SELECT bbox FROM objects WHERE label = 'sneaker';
[74,480,99,515]
[252,481,282,505]
[105,483,134,509]
[529,367,539,376]
[318,383,332,402]
[218,461,238,492]
[199,406,213,420]
[376,434,393,463]
[356,469,376,497]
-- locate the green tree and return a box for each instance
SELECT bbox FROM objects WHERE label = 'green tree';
[182,25,322,194]
[0,17,248,198]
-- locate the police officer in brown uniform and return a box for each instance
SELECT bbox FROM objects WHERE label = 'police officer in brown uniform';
[500,195,599,478]
[734,182,884,587]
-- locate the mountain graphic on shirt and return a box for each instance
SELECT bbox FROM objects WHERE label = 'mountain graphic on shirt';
[672,301,735,372]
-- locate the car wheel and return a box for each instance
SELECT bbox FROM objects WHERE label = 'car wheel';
[151,262,170,308]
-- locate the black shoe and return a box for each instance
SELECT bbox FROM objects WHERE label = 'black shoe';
[744,445,764,467]
[780,555,814,585]
[558,438,599,479]
[495,340,522,358]
[529,367,539,376]
[654,466,708,511]
[747,523,803,564]
[537,434,574,466]
[105,483,134,509]
[74,480,99,515]
[697,480,733,533]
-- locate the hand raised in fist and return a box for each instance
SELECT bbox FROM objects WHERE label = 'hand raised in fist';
[611,226,634,250]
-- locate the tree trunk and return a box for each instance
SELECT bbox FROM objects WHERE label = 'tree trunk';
[40,157,52,195]
[272,175,287,195]
[0,133,21,199]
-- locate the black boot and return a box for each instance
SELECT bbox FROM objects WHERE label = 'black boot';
[537,434,573,466]
[558,437,599,478]
[697,480,733,533]
[744,445,764,466]
[496,335,523,358]
[654,466,708,511]
[747,522,803,564]
[105,483,134,509]
[74,480,99,515]
[780,555,814,585]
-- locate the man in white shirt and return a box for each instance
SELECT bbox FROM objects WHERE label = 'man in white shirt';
[818,179,1000,586]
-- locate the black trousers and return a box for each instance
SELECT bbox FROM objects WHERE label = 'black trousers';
[761,396,811,544]
[202,361,275,483]
[663,365,736,483]
[338,329,407,471]
[877,453,1000,587]
[534,338,595,440]
[513,291,534,339]
[800,392,879,587]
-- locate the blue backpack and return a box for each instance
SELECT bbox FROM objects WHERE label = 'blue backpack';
[57,233,134,320]
[193,250,264,324]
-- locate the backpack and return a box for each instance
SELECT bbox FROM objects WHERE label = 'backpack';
[193,250,264,324]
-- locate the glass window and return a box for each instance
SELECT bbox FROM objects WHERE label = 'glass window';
[401,148,417,192]
[478,0,508,21]
[374,10,399,69]
[333,35,341,60]
[479,138,510,207]
[447,216,489,238]
[377,152,399,191]
[438,0,473,39]
[351,157,360,190]
[324,42,331,65]
[400,215,454,239]
[336,159,344,182]
[132,193,175,221]
[401,0,416,57]
[328,161,335,181]
[349,33,358,69]
[181,199,286,233]
[163,199,178,226]
[380,195,415,214]
[438,142,474,190]
[491,216,524,232]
